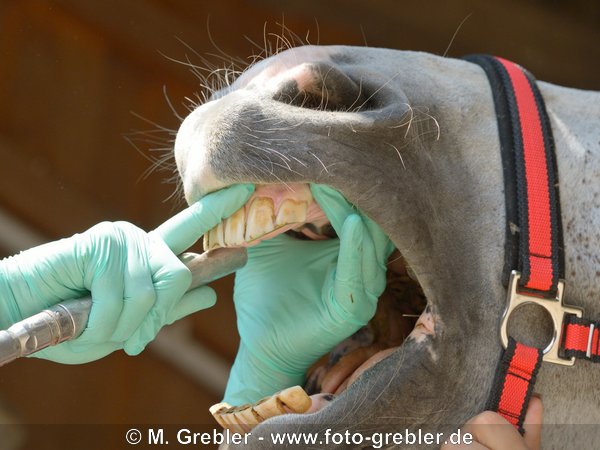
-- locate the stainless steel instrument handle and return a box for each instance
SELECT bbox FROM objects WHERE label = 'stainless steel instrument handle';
[0,247,247,367]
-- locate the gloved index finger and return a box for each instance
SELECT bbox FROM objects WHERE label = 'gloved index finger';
[311,184,394,263]
[154,184,254,255]
[310,184,356,235]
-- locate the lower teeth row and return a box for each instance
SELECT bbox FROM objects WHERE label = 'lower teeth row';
[210,386,311,433]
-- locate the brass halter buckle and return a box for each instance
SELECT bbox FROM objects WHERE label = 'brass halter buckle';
[500,271,584,366]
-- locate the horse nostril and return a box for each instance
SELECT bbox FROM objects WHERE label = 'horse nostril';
[273,62,368,112]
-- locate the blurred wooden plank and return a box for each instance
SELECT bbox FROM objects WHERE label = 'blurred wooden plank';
[254,0,600,89]
[0,138,111,239]
[52,0,234,83]
[0,1,191,232]
[0,350,219,424]
[192,275,239,362]
[53,0,368,78]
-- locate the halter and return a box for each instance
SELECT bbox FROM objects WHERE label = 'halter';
[465,55,596,433]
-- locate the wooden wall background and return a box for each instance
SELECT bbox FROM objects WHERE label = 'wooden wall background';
[0,0,597,448]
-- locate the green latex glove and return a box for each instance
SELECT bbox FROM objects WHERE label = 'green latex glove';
[0,184,254,363]
[224,184,394,404]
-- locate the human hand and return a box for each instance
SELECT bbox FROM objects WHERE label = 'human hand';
[441,396,543,450]
[0,184,254,363]
[224,184,394,404]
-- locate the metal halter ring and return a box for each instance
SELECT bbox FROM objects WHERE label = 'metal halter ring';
[500,271,583,366]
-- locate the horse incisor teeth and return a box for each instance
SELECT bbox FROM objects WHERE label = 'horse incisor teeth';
[203,224,223,251]
[245,197,275,241]
[209,403,230,429]
[275,199,308,226]
[203,195,311,250]
[210,386,311,433]
[224,207,246,246]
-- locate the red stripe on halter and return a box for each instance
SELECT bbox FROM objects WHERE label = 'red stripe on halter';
[496,57,554,292]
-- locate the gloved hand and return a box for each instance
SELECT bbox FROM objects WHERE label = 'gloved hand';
[224,184,394,404]
[0,184,254,364]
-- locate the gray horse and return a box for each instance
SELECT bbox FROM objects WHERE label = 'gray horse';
[174,46,600,449]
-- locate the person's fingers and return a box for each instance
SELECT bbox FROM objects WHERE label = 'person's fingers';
[462,411,529,450]
[310,184,355,235]
[83,252,125,344]
[155,184,254,255]
[338,214,386,299]
[362,215,395,262]
[110,234,156,342]
[330,215,377,324]
[442,399,542,450]
[334,215,364,284]
[124,240,191,355]
[311,184,395,265]
[523,396,543,450]
[165,286,217,324]
[357,223,386,291]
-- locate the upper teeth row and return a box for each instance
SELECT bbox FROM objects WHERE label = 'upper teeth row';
[203,198,309,251]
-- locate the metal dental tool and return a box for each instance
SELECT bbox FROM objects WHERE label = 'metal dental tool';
[0,247,247,367]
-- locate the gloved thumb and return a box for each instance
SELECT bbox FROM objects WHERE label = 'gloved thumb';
[167,286,217,324]
[155,184,254,255]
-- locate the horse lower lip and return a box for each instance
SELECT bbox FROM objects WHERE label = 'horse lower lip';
[322,346,401,396]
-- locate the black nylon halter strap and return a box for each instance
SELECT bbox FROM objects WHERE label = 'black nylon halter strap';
[463,54,559,433]
[463,54,564,293]
[462,53,598,436]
